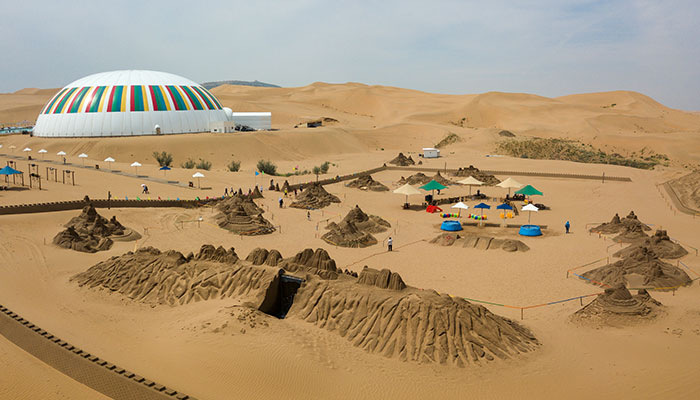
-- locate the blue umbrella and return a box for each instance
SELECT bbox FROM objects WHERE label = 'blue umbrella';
[496,203,513,210]
[0,165,23,186]
[159,165,171,176]
[473,202,491,217]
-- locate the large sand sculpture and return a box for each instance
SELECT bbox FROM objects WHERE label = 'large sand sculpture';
[431,232,530,252]
[613,230,688,259]
[451,165,500,185]
[72,245,538,366]
[322,206,391,248]
[53,205,140,253]
[572,284,663,324]
[397,172,431,186]
[590,211,651,242]
[388,152,415,166]
[345,175,389,192]
[582,246,692,289]
[215,195,275,235]
[290,183,341,209]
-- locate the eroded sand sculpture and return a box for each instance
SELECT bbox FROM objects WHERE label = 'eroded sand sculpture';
[572,284,663,324]
[215,195,275,235]
[290,183,341,209]
[430,232,530,252]
[590,211,651,242]
[389,152,415,166]
[322,206,391,248]
[345,175,389,192]
[73,245,539,366]
[451,165,500,185]
[53,204,140,253]
[613,230,688,259]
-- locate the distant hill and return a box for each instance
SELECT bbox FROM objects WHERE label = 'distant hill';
[201,80,280,90]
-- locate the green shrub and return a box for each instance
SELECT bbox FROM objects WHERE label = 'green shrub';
[196,158,212,171]
[257,159,277,175]
[435,132,461,148]
[181,158,196,169]
[320,161,330,174]
[312,166,321,181]
[227,160,241,172]
[152,151,173,167]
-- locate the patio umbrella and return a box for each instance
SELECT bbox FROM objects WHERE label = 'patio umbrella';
[473,202,491,217]
[104,157,115,169]
[159,165,171,176]
[522,203,539,224]
[78,153,88,166]
[496,203,513,210]
[38,149,47,158]
[419,179,447,196]
[0,165,23,186]
[496,177,523,196]
[131,161,142,174]
[393,183,422,205]
[192,171,205,188]
[57,151,66,156]
[23,147,31,152]
[451,201,469,217]
[515,184,543,197]
[457,176,483,196]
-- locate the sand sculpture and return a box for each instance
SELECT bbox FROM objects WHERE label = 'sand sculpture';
[614,230,688,259]
[322,206,391,248]
[345,174,389,191]
[431,232,530,252]
[53,204,140,253]
[215,195,275,235]
[290,183,341,209]
[430,171,455,186]
[251,186,264,199]
[389,152,415,166]
[572,284,663,324]
[397,172,431,185]
[451,165,500,185]
[73,245,538,366]
[590,211,651,243]
[582,246,691,290]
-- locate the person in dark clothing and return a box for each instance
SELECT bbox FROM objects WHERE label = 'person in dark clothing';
[279,197,284,208]
[388,237,393,252]
[565,221,570,234]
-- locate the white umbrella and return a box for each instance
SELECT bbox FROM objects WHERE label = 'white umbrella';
[192,171,205,188]
[23,147,31,152]
[104,157,115,169]
[496,177,523,196]
[38,149,47,159]
[522,203,539,224]
[78,153,88,166]
[393,183,422,206]
[458,176,483,196]
[9,145,16,151]
[131,161,142,174]
[451,201,469,217]
[57,150,66,156]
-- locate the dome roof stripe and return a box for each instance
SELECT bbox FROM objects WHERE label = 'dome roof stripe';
[180,86,203,110]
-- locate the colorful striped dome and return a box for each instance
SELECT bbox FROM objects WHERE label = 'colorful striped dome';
[34,70,231,137]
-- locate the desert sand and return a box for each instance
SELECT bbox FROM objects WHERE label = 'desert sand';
[1,83,700,399]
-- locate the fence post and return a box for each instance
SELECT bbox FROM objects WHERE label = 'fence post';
[520,308,524,320]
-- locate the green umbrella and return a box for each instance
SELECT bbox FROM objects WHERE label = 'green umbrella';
[419,179,447,197]
[515,184,543,196]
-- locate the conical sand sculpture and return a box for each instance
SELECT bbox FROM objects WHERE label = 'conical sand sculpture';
[322,206,391,248]
[345,174,389,192]
[451,165,500,185]
[290,183,341,209]
[215,195,274,235]
[572,284,663,324]
[388,152,415,166]
[53,204,140,253]
[614,230,688,259]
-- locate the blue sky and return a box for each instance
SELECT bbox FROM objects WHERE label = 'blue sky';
[3,0,699,110]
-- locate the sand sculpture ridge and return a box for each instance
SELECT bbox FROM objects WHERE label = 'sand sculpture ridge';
[322,206,391,248]
[290,183,341,209]
[431,232,530,252]
[388,152,415,166]
[53,204,140,253]
[215,195,275,235]
[345,174,389,192]
[590,211,651,243]
[451,165,500,185]
[572,284,663,325]
[614,230,688,259]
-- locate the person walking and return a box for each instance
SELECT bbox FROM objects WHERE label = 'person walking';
[279,197,284,208]
[107,191,111,209]
[565,221,571,234]
[388,237,393,252]
[224,187,228,197]
[307,211,311,220]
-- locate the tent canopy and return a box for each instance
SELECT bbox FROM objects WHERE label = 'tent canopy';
[496,203,514,210]
[419,180,447,191]
[0,166,22,175]
[458,176,483,185]
[451,202,469,210]
[515,185,543,196]
[473,202,491,209]
[496,177,522,189]
[393,183,422,195]
[522,203,539,212]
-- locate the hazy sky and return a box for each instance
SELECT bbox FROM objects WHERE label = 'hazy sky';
[3,0,699,109]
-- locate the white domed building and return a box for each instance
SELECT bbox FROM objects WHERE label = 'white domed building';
[34,70,234,137]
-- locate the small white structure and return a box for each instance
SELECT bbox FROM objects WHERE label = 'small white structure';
[422,147,440,158]
[209,120,237,133]
[231,112,271,130]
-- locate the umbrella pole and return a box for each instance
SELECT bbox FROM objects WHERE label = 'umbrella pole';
[528,211,531,224]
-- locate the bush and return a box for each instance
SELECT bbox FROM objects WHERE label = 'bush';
[181,158,196,169]
[227,160,241,172]
[196,158,212,171]
[257,159,277,175]
[152,151,173,167]
[312,166,321,181]
[320,161,330,174]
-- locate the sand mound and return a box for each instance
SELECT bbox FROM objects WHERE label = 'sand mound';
[322,206,391,248]
[245,248,283,266]
[290,183,341,209]
[430,233,530,252]
[572,284,663,324]
[53,205,140,253]
[277,248,341,280]
[357,267,406,290]
[389,152,415,166]
[251,186,263,199]
[451,165,500,185]
[430,171,455,186]
[590,211,651,235]
[215,202,275,236]
[397,172,431,185]
[289,270,539,366]
[581,247,692,290]
[614,230,688,259]
[345,175,389,192]
[668,170,700,212]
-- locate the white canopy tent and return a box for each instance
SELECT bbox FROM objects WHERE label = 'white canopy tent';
[192,171,205,188]
[450,201,469,216]
[522,203,539,224]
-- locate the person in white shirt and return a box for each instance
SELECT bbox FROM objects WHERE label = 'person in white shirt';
[388,237,393,252]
